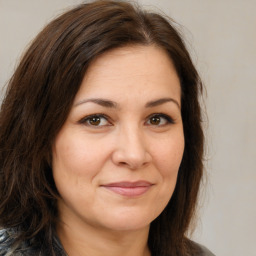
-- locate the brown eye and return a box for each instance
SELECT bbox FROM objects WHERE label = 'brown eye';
[79,114,110,127]
[146,114,175,126]
[88,117,101,126]
[150,116,161,125]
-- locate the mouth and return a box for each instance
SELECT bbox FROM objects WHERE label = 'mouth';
[101,181,153,197]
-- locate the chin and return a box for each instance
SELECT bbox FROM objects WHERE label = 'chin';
[104,220,150,232]
[96,209,155,232]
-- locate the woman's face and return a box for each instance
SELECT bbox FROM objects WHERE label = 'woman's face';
[52,45,184,233]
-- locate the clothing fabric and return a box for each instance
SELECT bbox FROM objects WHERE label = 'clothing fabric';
[0,228,215,256]
[0,229,64,256]
[193,242,215,256]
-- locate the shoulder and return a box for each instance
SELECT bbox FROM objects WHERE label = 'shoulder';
[0,228,40,256]
[191,241,215,256]
[0,228,67,256]
[0,228,15,255]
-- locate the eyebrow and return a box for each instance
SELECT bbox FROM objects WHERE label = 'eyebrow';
[74,97,180,109]
[145,98,180,109]
[74,98,117,108]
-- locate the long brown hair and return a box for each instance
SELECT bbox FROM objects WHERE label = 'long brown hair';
[0,1,204,255]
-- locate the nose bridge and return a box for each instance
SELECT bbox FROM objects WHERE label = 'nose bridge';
[112,122,151,169]
[122,123,144,153]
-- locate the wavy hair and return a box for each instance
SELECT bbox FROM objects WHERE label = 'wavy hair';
[0,1,204,255]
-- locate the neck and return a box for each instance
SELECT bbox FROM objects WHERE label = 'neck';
[57,220,151,256]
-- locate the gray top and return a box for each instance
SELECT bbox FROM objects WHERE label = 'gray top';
[196,243,215,256]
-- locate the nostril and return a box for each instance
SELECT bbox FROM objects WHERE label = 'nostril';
[111,142,152,170]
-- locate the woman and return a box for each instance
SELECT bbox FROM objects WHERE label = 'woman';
[0,1,214,255]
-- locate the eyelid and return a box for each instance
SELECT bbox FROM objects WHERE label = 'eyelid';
[77,112,175,127]
[78,114,112,126]
[146,113,175,125]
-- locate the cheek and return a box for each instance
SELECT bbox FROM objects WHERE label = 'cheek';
[52,131,107,207]
[52,131,109,178]
[151,134,184,212]
[154,133,185,177]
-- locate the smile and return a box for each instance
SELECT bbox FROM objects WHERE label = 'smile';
[101,181,153,197]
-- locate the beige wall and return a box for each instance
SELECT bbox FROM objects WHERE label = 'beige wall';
[1,1,255,255]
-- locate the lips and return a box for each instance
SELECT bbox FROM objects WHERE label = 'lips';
[101,181,153,197]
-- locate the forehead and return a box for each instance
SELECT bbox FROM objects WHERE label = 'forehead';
[75,45,181,104]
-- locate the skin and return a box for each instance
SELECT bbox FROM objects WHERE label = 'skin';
[52,45,184,256]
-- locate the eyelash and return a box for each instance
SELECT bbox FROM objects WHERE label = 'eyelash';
[78,113,175,127]
[78,114,111,127]
[146,113,175,126]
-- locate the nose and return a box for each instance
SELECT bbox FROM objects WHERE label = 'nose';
[111,125,152,170]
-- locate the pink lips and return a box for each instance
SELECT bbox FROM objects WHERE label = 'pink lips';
[101,181,153,197]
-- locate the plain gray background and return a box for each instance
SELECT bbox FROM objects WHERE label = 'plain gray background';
[1,1,256,255]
